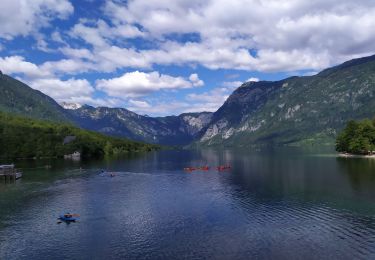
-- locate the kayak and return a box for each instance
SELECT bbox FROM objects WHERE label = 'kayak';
[59,215,77,222]
[217,165,231,171]
[184,167,197,171]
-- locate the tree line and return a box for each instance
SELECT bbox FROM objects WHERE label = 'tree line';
[336,118,375,155]
[0,111,159,159]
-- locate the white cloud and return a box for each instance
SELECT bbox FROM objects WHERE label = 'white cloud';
[187,88,229,104]
[222,78,259,88]
[189,73,204,87]
[222,81,243,88]
[0,55,94,78]
[185,87,231,112]
[302,71,318,76]
[51,31,66,44]
[70,96,124,108]
[29,78,94,102]
[128,87,231,116]
[0,0,73,40]
[95,0,375,72]
[41,59,93,75]
[96,71,203,97]
[3,0,375,117]
[4,0,375,75]
[70,21,108,48]
[127,101,190,116]
[0,56,51,78]
[128,99,152,109]
[0,55,99,105]
[59,47,95,61]
[95,46,151,71]
[247,77,259,82]
[70,19,144,48]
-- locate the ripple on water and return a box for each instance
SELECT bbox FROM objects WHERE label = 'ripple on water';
[1,150,375,259]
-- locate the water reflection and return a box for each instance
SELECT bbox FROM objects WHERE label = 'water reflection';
[0,148,375,259]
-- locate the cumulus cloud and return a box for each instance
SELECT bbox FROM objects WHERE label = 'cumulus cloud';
[0,56,51,78]
[29,78,94,102]
[59,47,95,61]
[70,19,144,47]
[4,0,375,73]
[0,55,92,78]
[96,71,203,97]
[93,0,375,72]
[189,73,204,87]
[128,87,231,116]
[3,0,375,116]
[0,0,73,40]
[42,0,375,74]
[41,59,94,75]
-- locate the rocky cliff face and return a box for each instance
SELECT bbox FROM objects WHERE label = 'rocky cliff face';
[197,55,375,146]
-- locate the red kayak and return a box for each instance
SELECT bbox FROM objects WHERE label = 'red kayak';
[184,167,197,172]
[217,165,231,171]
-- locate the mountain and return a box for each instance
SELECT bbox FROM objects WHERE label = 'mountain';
[68,105,212,145]
[0,72,72,123]
[0,71,212,145]
[60,102,82,110]
[2,54,375,147]
[197,54,375,146]
[0,111,158,159]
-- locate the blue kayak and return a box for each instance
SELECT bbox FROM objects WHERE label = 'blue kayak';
[59,215,77,222]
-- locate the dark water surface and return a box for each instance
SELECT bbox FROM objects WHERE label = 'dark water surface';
[1,148,375,259]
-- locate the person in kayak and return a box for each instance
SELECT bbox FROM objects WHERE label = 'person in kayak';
[64,213,73,218]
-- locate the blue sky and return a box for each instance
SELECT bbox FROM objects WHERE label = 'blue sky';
[1,0,375,116]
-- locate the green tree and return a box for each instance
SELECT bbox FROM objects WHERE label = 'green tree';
[336,118,375,154]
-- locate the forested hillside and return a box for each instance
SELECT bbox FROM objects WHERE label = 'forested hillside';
[0,112,159,159]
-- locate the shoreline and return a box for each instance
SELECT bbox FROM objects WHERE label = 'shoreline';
[338,153,375,158]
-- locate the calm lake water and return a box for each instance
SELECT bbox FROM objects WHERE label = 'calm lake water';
[1,148,375,259]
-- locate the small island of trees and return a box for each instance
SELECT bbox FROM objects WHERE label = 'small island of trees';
[336,118,375,155]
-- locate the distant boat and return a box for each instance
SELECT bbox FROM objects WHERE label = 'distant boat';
[58,213,79,222]
[64,151,81,160]
[217,165,231,171]
[0,164,22,180]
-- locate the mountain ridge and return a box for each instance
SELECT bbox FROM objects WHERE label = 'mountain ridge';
[1,54,375,147]
[0,73,73,123]
[68,105,213,145]
[196,54,375,146]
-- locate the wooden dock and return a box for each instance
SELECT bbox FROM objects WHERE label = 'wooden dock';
[0,164,22,182]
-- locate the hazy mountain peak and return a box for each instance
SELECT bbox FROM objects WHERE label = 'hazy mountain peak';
[60,102,82,110]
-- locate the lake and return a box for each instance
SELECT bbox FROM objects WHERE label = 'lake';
[1,148,375,259]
